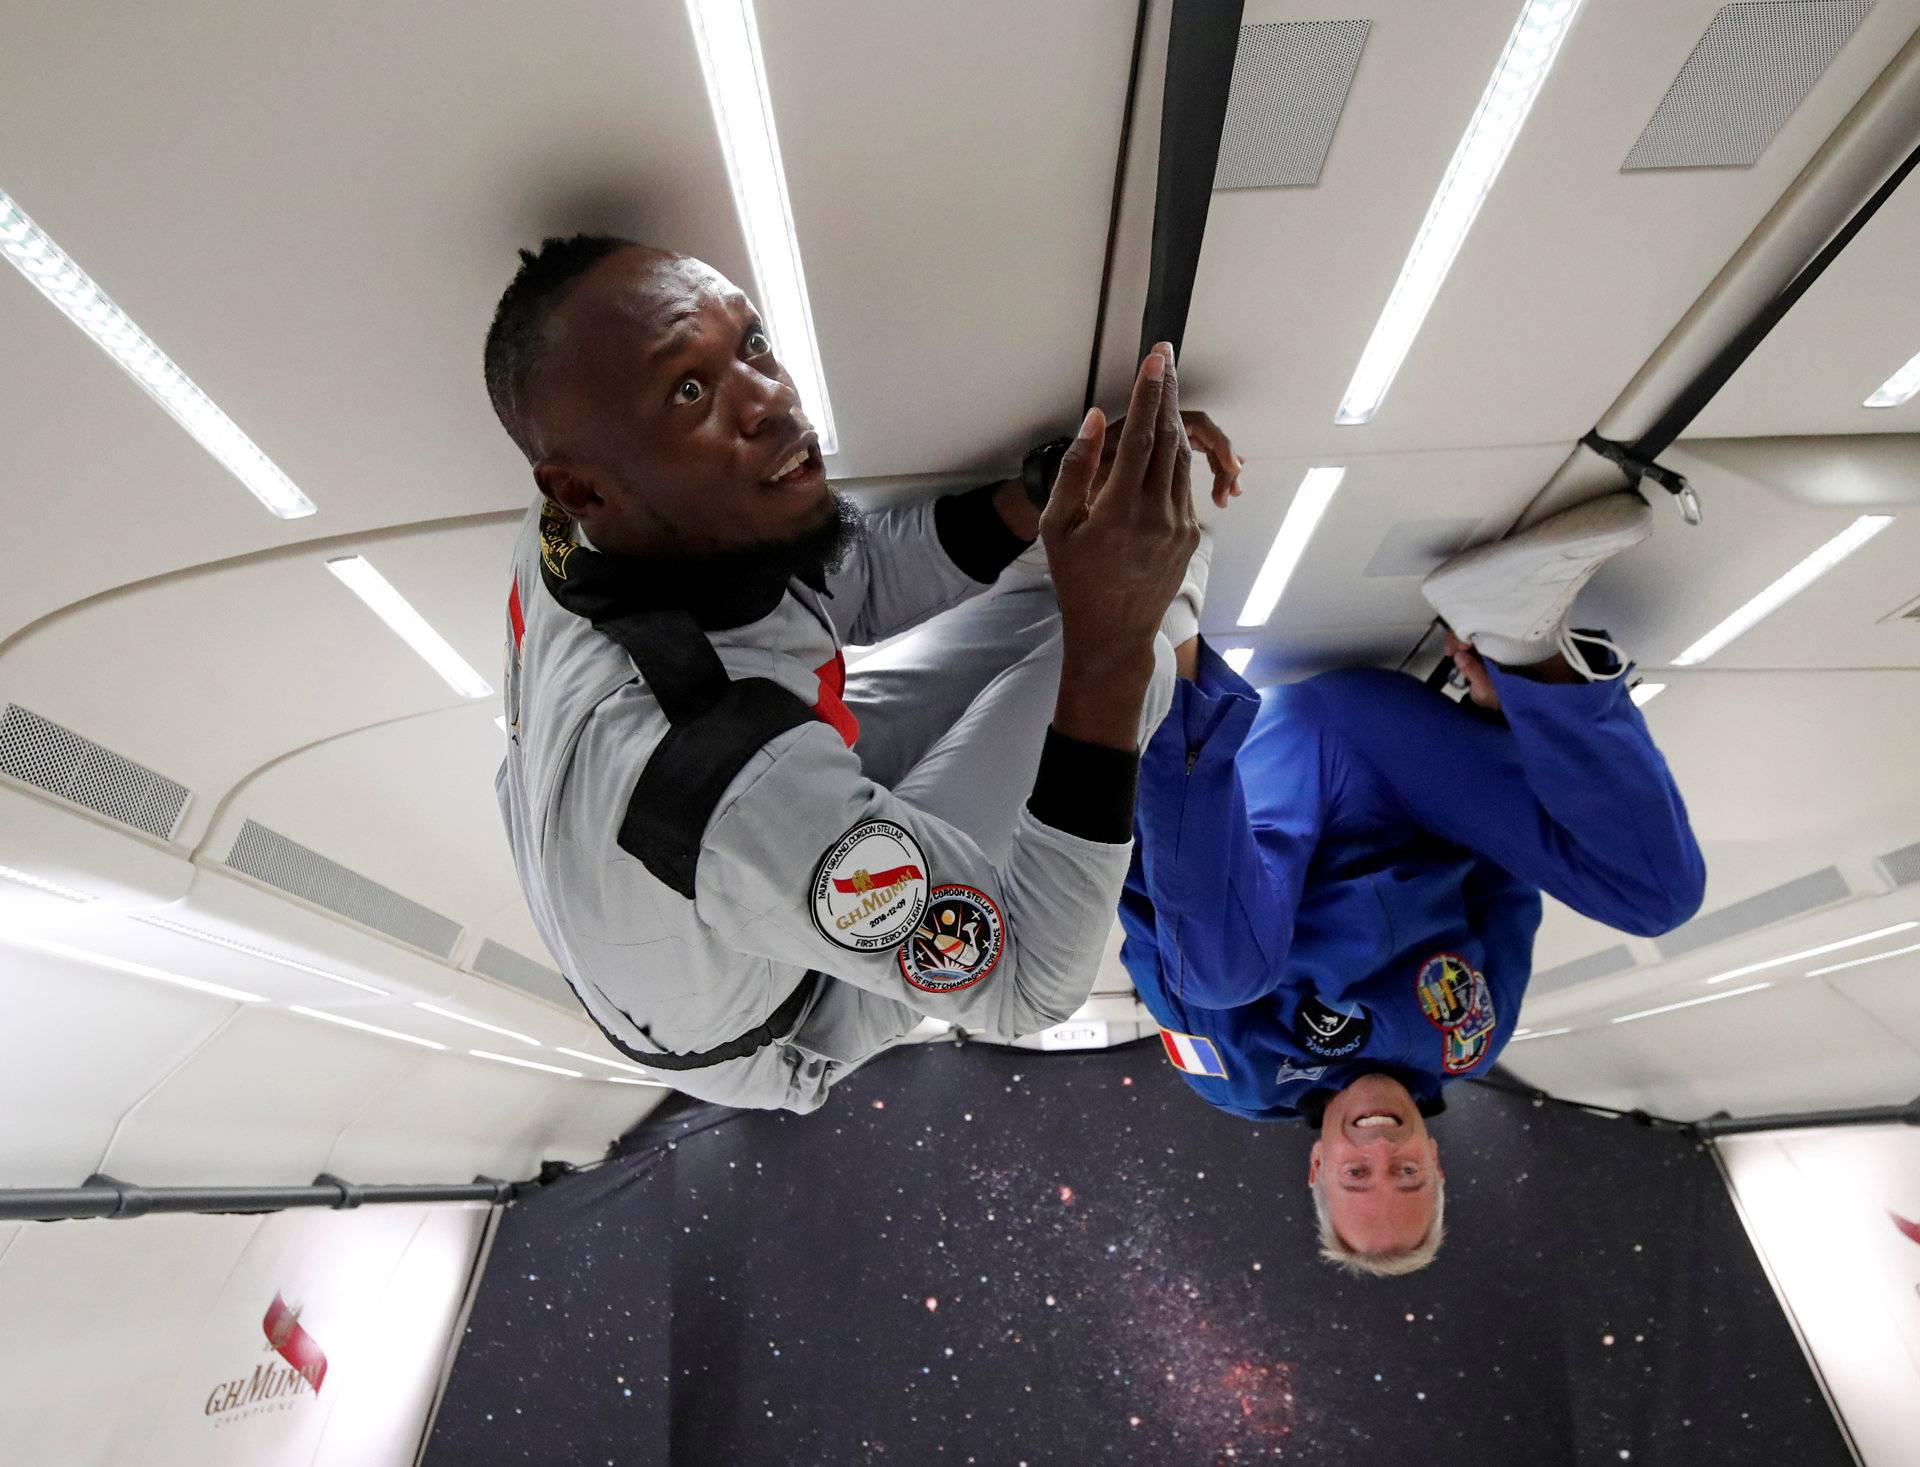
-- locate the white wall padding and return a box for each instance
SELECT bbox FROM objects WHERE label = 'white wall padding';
[0,1202,488,1466]
[1213,20,1371,190]
[1623,1,1874,171]
[1717,1124,1920,1466]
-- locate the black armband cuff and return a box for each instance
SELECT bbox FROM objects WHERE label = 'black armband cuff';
[1026,728,1140,845]
[934,483,1031,583]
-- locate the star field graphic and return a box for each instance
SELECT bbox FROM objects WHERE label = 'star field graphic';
[427,1042,1851,1467]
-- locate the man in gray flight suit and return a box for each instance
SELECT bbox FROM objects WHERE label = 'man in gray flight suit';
[486,235,1235,1112]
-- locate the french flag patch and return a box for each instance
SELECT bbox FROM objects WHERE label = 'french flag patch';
[1160,1028,1228,1079]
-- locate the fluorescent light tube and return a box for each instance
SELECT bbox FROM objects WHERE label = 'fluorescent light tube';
[1629,682,1666,707]
[606,1076,670,1088]
[5,933,265,1003]
[1864,348,1920,408]
[1673,516,1894,666]
[1806,939,1920,978]
[554,1045,654,1076]
[1611,981,1770,1025]
[1705,921,1918,984]
[1336,0,1584,424]
[1507,1026,1570,1042]
[1220,647,1256,675]
[326,556,493,698]
[292,1004,446,1050]
[469,1049,581,1078]
[414,1002,540,1047]
[1237,467,1345,626]
[0,192,316,519]
[0,864,92,901]
[131,913,389,995]
[686,0,837,454]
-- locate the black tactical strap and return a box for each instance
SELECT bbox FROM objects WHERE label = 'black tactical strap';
[584,970,823,1073]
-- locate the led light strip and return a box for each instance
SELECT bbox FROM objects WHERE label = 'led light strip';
[554,1045,655,1077]
[1704,921,1917,985]
[469,1049,581,1078]
[5,932,265,1003]
[1335,0,1583,424]
[1507,1026,1570,1042]
[1220,648,1256,676]
[1237,468,1346,626]
[325,556,493,698]
[686,0,837,453]
[0,863,92,902]
[1673,516,1894,666]
[1864,347,1920,408]
[1806,939,1920,978]
[414,1002,540,1047]
[1629,682,1666,708]
[131,913,389,995]
[0,191,316,519]
[1611,981,1770,1025]
[606,1076,671,1088]
[291,1004,446,1050]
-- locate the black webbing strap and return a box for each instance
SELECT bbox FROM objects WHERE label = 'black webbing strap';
[583,970,823,1073]
[1588,133,1920,518]
[593,609,816,900]
[1137,0,1245,359]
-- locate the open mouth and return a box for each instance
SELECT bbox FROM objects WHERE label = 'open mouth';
[1352,1112,1402,1129]
[764,441,824,490]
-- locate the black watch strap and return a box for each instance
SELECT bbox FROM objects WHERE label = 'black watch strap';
[1021,437,1073,509]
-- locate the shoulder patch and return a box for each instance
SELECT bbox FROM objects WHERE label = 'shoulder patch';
[898,884,1004,993]
[809,819,929,952]
[1417,952,1497,1074]
[1160,1029,1230,1078]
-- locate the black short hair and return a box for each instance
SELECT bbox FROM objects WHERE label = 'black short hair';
[484,233,638,458]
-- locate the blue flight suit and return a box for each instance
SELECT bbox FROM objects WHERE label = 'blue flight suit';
[1119,642,1705,1122]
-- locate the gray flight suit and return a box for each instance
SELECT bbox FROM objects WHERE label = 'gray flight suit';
[497,494,1174,1112]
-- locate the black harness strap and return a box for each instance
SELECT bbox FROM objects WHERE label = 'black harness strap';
[583,970,824,1073]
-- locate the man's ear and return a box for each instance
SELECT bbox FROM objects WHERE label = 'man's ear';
[533,459,608,520]
[1307,1140,1323,1186]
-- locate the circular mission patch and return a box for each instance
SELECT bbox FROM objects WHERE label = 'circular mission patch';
[897,885,1004,993]
[809,819,929,952]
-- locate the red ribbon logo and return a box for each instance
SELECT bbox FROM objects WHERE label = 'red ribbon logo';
[832,863,923,894]
[262,1292,328,1394]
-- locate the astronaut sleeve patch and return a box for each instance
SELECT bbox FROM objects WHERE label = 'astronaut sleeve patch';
[897,885,1005,993]
[809,819,930,952]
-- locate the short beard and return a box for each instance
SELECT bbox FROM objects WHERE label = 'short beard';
[706,491,865,587]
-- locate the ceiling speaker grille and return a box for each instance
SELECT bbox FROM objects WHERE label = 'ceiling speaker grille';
[0,703,190,840]
[1654,865,1849,960]
[1879,838,1920,888]
[1214,20,1371,190]
[1530,944,1636,996]
[1623,1,1872,171]
[225,819,461,958]
[473,939,576,1010]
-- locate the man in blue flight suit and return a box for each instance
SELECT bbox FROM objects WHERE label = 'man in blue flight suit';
[1120,492,1706,1276]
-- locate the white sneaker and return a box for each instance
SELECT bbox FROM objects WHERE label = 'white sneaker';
[1421,492,1651,670]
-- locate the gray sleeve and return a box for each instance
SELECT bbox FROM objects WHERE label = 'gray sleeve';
[823,497,993,647]
[695,719,1131,1040]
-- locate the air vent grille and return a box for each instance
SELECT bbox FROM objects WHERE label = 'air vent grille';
[1623,1,1872,171]
[1655,866,1849,960]
[1530,944,1636,996]
[225,820,461,958]
[1879,839,1920,889]
[1214,20,1371,190]
[473,939,576,1010]
[0,703,191,840]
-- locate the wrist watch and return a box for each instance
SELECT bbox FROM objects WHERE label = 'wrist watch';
[1020,436,1074,509]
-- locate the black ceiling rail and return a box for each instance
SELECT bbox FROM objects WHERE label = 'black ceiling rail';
[0,1170,520,1224]
[1137,0,1245,361]
[1692,1095,1920,1139]
[1586,131,1920,523]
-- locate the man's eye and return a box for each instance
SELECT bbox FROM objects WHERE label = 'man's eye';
[745,330,771,356]
[674,378,704,404]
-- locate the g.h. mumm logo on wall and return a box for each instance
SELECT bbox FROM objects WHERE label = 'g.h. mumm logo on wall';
[202,1292,329,1425]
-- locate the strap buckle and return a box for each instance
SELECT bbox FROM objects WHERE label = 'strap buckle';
[1579,431,1702,526]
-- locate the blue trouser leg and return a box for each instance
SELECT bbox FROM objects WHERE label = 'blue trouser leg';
[1293,667,1706,937]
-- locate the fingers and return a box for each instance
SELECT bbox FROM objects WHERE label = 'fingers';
[1144,344,1190,517]
[1100,347,1168,512]
[1040,406,1106,536]
[1181,411,1243,506]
